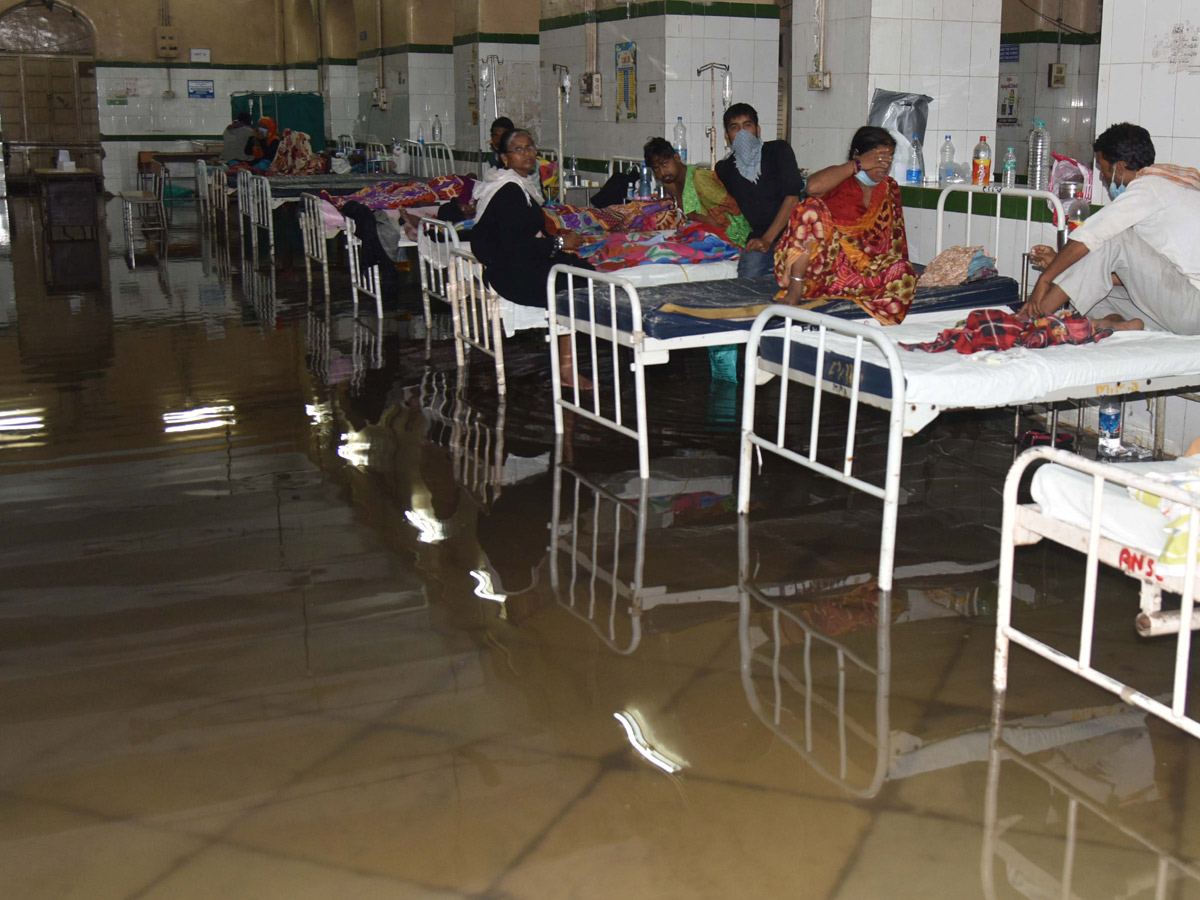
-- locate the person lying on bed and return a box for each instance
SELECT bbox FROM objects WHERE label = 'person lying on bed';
[643,137,750,248]
[471,129,595,388]
[773,125,916,325]
[1018,122,1200,334]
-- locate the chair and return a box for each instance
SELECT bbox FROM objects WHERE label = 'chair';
[118,160,167,267]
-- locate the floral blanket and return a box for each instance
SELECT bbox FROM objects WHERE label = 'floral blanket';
[543,198,684,236]
[577,222,739,271]
[318,174,472,211]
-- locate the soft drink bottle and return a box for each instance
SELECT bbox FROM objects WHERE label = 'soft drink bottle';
[972,136,992,186]
[1001,147,1017,189]
[938,135,955,186]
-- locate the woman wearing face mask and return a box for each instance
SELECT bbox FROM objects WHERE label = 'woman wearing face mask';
[773,125,916,324]
[245,117,282,170]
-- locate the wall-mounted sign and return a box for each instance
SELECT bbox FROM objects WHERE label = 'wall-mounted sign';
[187,79,215,99]
[999,44,1019,63]
[997,74,1020,127]
[190,48,210,63]
[615,41,637,121]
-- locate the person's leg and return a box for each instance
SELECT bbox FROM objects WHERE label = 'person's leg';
[737,247,774,278]
[558,333,593,391]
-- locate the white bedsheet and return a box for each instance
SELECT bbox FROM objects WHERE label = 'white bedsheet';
[613,258,739,288]
[792,307,1200,408]
[1031,456,1199,575]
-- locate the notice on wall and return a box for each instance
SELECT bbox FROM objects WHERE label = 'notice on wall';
[106,89,128,106]
[615,41,636,121]
[187,79,215,99]
[997,74,1020,127]
[999,44,1019,63]
[1152,22,1200,73]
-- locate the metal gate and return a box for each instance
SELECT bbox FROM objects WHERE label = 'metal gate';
[0,53,101,177]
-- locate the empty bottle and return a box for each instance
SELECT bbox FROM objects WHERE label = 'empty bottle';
[417,123,425,145]
[906,133,924,185]
[972,136,992,186]
[672,116,688,163]
[938,135,956,186]
[431,114,442,143]
[1001,146,1017,189]
[1028,118,1050,192]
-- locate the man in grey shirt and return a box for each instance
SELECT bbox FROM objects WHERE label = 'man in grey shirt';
[221,111,254,163]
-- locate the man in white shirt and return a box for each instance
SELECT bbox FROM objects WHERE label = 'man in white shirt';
[1020,122,1200,333]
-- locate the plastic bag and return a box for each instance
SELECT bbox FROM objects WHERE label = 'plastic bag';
[867,89,933,183]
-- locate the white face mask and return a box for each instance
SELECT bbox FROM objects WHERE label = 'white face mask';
[855,169,881,187]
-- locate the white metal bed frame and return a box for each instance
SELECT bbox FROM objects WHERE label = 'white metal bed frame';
[551,185,1067,487]
[344,216,384,320]
[994,446,1200,739]
[238,171,277,259]
[416,216,462,334]
[449,248,507,393]
[299,192,334,298]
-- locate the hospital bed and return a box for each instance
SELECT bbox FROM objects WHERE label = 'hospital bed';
[993,446,1200,739]
[548,187,1055,482]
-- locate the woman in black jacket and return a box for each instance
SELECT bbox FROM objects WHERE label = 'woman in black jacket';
[470,129,593,387]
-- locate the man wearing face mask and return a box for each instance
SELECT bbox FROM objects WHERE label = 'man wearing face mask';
[1019,122,1200,333]
[715,103,805,278]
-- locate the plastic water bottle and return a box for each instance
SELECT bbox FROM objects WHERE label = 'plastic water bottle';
[906,134,924,185]
[1098,402,1121,456]
[569,155,578,186]
[972,136,992,186]
[938,135,955,186]
[639,161,652,199]
[1001,146,1017,189]
[417,123,425,145]
[1028,118,1050,192]
[431,114,442,143]
[672,116,688,163]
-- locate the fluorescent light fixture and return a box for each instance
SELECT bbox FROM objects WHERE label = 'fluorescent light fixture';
[470,569,506,602]
[405,509,445,544]
[163,404,235,434]
[613,711,684,774]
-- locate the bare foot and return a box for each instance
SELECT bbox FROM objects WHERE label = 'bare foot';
[1093,313,1144,332]
[561,374,594,392]
[780,245,813,305]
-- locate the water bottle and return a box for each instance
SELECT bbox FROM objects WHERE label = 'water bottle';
[1064,184,1089,232]
[672,116,688,163]
[625,165,636,202]
[938,135,956,186]
[906,133,924,185]
[1098,402,1121,456]
[972,136,992,186]
[417,123,425,145]
[391,137,403,173]
[639,161,652,199]
[431,114,442,143]
[1001,147,1017,189]
[1027,118,1050,192]
[569,155,578,186]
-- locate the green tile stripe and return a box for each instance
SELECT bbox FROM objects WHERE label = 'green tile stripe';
[357,43,454,59]
[101,134,223,141]
[1000,29,1100,46]
[96,60,319,70]
[453,32,539,46]
[541,1,777,32]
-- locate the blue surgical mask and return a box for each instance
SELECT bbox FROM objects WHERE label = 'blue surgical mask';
[855,169,881,187]
[1108,179,1126,200]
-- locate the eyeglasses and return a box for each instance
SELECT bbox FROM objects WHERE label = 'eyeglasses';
[507,144,537,154]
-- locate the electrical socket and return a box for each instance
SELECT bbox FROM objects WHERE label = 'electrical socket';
[807,71,831,91]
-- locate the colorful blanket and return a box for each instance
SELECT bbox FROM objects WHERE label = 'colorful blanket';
[266,130,326,176]
[576,222,739,271]
[319,180,437,210]
[901,308,1112,354]
[543,199,685,236]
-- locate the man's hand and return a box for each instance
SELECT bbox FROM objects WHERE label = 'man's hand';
[745,237,769,254]
[1029,244,1056,270]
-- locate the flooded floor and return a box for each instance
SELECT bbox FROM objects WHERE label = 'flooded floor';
[1,193,1198,899]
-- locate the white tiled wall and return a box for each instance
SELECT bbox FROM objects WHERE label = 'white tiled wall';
[326,64,360,139]
[997,40,1099,176]
[455,42,542,156]
[1097,0,1200,171]
[794,0,1001,179]
[540,14,778,169]
[407,53,457,147]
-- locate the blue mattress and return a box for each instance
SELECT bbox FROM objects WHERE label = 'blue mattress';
[555,274,1020,341]
[758,332,897,400]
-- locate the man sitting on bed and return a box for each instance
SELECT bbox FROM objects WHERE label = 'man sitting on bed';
[715,103,805,278]
[643,137,750,249]
[1019,122,1200,333]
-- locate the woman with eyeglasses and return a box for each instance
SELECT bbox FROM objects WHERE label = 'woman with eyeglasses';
[471,128,595,387]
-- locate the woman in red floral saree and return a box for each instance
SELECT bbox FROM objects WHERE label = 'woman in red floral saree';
[774,126,917,325]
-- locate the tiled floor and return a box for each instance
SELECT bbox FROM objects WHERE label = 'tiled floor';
[0,191,1198,899]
